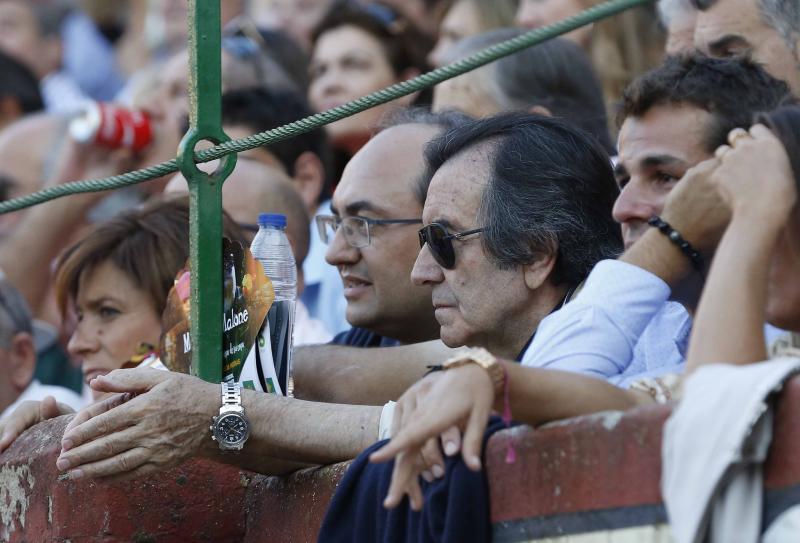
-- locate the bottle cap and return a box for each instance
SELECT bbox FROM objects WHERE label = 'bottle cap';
[258,213,287,229]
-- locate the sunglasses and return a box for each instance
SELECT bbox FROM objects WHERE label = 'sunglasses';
[418,223,484,269]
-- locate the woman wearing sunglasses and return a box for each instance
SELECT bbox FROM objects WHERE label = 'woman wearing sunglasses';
[369,105,800,512]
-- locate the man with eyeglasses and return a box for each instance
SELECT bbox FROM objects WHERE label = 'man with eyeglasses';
[291,110,470,405]
[0,277,82,422]
[49,111,624,484]
[314,121,442,348]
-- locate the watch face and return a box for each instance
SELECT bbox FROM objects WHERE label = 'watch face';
[214,413,249,447]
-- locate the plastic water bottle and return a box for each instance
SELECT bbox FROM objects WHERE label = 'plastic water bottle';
[250,213,296,396]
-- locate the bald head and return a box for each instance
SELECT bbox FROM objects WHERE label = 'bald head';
[0,113,66,201]
[343,123,444,208]
[164,159,310,265]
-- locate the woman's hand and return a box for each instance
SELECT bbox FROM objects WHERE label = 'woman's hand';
[712,125,797,223]
[370,363,496,510]
[0,396,75,453]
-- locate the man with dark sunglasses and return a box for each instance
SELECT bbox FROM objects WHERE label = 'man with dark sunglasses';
[410,112,622,362]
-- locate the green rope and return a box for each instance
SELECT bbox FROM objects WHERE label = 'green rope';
[0,0,653,215]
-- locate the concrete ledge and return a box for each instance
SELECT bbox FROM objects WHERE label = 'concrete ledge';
[4,377,800,542]
[243,462,349,543]
[487,377,800,542]
[0,416,347,542]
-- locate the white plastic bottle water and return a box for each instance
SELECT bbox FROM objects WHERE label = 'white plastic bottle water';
[250,213,296,396]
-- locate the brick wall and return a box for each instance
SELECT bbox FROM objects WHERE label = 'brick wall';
[3,378,800,542]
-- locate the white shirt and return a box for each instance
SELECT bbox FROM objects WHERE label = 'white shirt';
[522,259,690,385]
[40,71,90,115]
[1,379,86,421]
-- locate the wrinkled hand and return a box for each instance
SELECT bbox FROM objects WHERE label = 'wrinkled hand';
[0,396,75,453]
[389,373,462,485]
[56,368,218,482]
[711,125,797,223]
[661,157,729,252]
[370,364,495,510]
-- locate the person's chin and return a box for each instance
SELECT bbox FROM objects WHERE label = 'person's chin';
[437,319,469,349]
[345,303,378,329]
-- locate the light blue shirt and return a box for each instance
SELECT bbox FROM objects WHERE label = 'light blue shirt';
[301,200,350,335]
[61,11,125,101]
[521,259,690,386]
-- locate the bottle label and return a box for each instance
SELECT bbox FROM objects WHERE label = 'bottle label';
[159,238,292,396]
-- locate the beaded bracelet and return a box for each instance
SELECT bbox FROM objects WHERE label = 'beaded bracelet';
[648,216,705,274]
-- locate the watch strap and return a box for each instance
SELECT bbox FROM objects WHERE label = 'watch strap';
[442,347,505,396]
[221,381,242,408]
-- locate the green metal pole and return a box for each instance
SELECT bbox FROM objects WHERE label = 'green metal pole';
[178,0,237,382]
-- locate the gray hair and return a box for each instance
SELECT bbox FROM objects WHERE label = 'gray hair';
[657,0,694,26]
[0,278,33,348]
[692,0,800,55]
[760,0,800,55]
[424,113,622,286]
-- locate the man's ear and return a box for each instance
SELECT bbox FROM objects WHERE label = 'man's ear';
[292,151,325,214]
[8,332,36,392]
[522,251,558,291]
[527,104,552,117]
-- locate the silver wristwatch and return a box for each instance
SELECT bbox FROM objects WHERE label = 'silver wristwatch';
[210,382,250,451]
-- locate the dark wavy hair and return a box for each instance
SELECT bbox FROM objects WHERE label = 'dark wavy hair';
[311,1,432,77]
[424,112,623,287]
[617,54,791,152]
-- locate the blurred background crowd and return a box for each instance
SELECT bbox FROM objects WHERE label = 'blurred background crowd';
[0,0,668,410]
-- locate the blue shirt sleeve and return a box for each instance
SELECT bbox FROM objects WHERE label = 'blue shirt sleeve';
[521,260,671,379]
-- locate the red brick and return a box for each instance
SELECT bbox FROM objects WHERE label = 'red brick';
[243,462,349,543]
[0,416,250,542]
[6,375,800,541]
[486,404,671,524]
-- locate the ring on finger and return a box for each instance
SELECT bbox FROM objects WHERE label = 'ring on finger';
[728,129,750,147]
[715,145,731,159]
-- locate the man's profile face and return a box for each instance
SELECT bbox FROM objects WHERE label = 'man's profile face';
[412,145,533,354]
[324,125,438,340]
[694,0,800,94]
[614,103,714,248]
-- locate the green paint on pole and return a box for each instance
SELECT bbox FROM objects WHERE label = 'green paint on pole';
[178,0,236,382]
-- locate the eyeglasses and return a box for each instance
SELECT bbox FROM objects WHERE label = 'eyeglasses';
[418,223,484,269]
[316,214,421,248]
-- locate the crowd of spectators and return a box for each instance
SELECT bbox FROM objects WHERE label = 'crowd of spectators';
[0,0,798,540]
